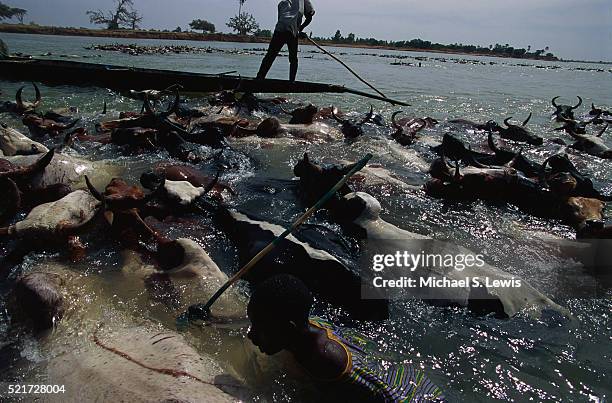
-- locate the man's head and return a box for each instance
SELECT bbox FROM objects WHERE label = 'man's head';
[247,274,313,355]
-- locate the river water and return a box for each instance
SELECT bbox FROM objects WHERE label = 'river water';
[0,33,611,402]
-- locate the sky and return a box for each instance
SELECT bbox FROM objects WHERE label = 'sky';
[4,0,612,61]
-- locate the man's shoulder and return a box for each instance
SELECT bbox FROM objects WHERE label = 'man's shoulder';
[304,0,315,15]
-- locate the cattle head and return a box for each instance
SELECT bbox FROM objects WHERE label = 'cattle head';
[293,153,322,179]
[554,116,590,135]
[500,113,543,145]
[143,89,180,119]
[1,84,42,115]
[256,117,285,138]
[561,196,604,230]
[552,96,582,121]
[282,104,319,124]
[428,155,455,182]
[589,103,604,117]
[433,133,474,161]
[391,111,426,146]
[332,105,374,139]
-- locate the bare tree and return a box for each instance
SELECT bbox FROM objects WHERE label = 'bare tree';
[125,9,143,30]
[86,0,141,30]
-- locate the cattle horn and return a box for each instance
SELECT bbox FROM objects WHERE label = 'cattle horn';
[32,83,41,107]
[331,106,345,124]
[0,148,54,180]
[506,148,524,168]
[84,175,104,202]
[28,148,55,174]
[15,86,25,109]
[539,157,552,187]
[551,96,560,108]
[522,112,532,126]
[391,111,402,130]
[503,117,514,127]
[359,105,374,126]
[596,124,608,138]
[572,96,582,110]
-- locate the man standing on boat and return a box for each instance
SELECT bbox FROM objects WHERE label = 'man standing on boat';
[256,0,315,82]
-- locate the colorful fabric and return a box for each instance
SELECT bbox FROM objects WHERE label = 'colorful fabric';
[309,318,446,402]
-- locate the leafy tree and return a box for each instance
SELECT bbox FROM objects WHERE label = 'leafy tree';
[332,30,342,42]
[226,12,259,35]
[10,7,26,23]
[173,26,182,32]
[0,2,13,20]
[86,0,142,30]
[255,29,272,38]
[346,33,355,43]
[0,2,26,22]
[189,19,215,33]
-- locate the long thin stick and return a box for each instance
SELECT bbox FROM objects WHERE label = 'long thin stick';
[178,153,373,326]
[304,36,389,101]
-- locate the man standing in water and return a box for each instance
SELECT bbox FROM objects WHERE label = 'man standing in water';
[256,0,315,82]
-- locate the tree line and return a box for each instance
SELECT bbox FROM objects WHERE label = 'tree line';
[319,30,557,60]
[82,1,557,60]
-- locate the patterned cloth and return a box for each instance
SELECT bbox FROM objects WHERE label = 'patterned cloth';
[309,318,446,402]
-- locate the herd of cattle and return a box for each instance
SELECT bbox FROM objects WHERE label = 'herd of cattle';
[0,83,611,329]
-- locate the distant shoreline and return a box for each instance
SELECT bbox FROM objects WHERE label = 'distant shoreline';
[1,24,610,65]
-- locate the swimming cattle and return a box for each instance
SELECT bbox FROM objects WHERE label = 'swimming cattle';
[331,105,374,139]
[497,113,543,145]
[0,83,42,115]
[331,192,569,318]
[552,96,582,121]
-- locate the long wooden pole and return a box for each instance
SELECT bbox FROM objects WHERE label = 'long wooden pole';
[304,36,392,102]
[178,153,373,326]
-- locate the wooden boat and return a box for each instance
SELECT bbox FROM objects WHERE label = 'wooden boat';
[0,57,408,106]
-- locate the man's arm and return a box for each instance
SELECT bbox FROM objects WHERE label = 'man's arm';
[299,14,313,32]
[299,0,315,31]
